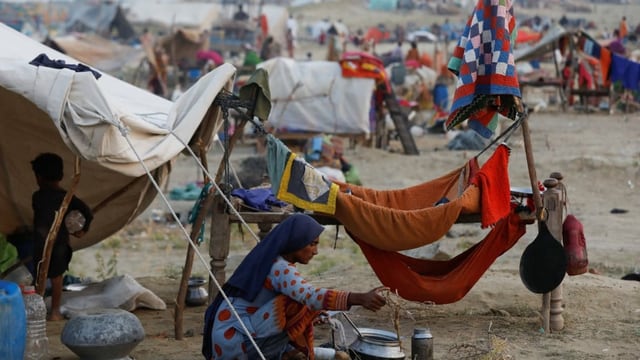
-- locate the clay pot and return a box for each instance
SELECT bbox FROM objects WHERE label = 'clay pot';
[61,308,144,360]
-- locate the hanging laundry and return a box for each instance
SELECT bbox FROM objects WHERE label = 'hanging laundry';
[446,0,521,138]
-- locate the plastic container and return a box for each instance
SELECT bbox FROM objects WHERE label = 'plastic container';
[411,327,433,360]
[22,286,48,360]
[3,263,34,287]
[65,210,86,234]
[0,280,26,359]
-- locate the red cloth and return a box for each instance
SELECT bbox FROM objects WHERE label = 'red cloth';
[470,144,512,228]
[352,211,526,304]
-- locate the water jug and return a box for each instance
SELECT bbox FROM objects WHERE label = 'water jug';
[0,280,26,359]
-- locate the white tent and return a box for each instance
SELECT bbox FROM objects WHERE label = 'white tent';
[257,57,375,135]
[0,23,236,250]
[123,2,224,30]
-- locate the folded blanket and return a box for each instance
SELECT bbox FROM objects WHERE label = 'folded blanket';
[447,0,521,138]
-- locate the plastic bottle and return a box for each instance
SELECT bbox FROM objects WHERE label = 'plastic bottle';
[22,286,48,360]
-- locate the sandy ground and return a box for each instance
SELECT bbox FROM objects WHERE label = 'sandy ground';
[43,1,640,359]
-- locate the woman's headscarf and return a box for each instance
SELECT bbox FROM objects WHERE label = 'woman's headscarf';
[227,213,325,301]
[203,213,324,359]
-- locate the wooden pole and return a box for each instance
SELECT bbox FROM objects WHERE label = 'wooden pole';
[545,174,566,332]
[174,145,213,340]
[36,157,81,296]
[520,113,552,333]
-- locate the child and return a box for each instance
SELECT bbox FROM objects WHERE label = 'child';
[30,153,93,321]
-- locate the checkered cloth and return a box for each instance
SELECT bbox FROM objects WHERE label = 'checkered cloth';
[446,0,521,138]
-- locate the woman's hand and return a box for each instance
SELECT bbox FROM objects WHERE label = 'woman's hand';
[348,286,388,311]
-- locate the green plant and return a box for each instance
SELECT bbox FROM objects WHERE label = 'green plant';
[163,264,183,279]
[94,248,118,280]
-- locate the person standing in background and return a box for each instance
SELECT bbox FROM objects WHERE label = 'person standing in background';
[30,153,93,321]
[619,16,628,43]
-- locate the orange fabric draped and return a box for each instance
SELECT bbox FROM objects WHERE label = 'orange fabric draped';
[332,145,512,251]
[351,212,526,304]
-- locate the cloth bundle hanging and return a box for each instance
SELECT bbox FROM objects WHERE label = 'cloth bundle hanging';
[446,0,521,138]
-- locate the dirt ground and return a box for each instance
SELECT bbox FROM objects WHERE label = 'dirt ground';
[44,1,640,359]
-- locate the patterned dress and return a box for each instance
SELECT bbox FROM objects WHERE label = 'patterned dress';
[211,256,350,359]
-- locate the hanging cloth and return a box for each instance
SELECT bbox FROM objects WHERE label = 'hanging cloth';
[351,211,526,304]
[446,0,521,138]
[331,144,512,251]
[267,135,340,214]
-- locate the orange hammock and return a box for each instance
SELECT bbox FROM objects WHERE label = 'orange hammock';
[332,144,513,251]
[351,212,525,304]
[328,144,527,304]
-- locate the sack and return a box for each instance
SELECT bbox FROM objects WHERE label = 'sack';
[562,214,588,275]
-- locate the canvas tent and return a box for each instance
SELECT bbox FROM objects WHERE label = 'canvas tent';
[44,33,145,73]
[514,24,569,63]
[65,1,135,40]
[123,2,223,31]
[257,57,375,135]
[0,23,235,250]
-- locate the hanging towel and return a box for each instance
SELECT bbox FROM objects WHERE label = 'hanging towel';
[239,68,272,122]
[578,33,612,85]
[267,135,339,214]
[610,54,640,91]
[446,0,521,138]
[469,144,512,228]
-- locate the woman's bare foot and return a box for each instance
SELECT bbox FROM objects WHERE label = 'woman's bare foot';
[47,311,65,321]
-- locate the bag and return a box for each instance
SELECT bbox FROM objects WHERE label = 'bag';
[562,214,588,276]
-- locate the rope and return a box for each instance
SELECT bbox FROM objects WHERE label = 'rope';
[115,122,267,360]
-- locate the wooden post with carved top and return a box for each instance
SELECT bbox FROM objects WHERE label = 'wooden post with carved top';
[542,174,565,331]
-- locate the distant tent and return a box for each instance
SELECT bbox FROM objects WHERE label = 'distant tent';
[65,2,135,40]
[368,0,398,11]
[257,57,375,135]
[514,24,569,63]
[159,28,209,68]
[124,2,223,31]
[364,26,390,43]
[44,33,144,73]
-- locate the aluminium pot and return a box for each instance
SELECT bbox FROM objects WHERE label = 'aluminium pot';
[348,328,405,360]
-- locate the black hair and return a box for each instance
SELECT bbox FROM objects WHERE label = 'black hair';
[31,153,63,181]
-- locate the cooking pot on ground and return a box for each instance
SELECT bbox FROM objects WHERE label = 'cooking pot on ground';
[348,328,405,360]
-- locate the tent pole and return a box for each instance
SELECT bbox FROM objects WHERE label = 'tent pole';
[174,145,214,340]
[36,157,81,296]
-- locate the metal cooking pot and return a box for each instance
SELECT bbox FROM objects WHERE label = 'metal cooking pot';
[348,328,405,360]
